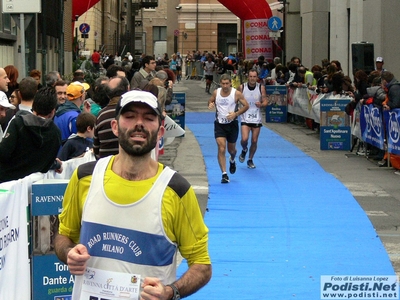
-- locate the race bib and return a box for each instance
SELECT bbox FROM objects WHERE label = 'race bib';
[77,267,141,300]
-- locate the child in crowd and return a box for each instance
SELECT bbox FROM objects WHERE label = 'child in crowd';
[57,112,96,161]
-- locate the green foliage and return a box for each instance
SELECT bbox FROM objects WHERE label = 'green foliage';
[64,58,101,85]
[83,69,99,86]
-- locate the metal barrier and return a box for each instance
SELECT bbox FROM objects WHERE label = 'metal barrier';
[213,71,222,84]
[184,60,204,80]
[185,61,193,80]
[194,61,204,79]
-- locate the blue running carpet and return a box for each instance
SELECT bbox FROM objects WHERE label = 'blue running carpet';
[178,112,395,300]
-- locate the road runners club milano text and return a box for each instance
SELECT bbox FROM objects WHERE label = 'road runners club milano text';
[87,232,142,256]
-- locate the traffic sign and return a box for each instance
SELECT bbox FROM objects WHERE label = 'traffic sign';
[79,23,90,34]
[174,29,180,36]
[2,0,41,13]
[269,31,281,38]
[268,16,282,31]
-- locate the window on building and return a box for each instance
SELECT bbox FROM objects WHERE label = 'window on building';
[2,14,11,33]
[0,9,13,35]
[153,26,166,41]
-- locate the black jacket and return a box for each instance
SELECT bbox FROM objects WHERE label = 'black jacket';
[0,113,61,182]
[386,79,400,109]
[57,134,93,161]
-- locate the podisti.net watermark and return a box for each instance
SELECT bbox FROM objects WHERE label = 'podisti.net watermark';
[321,275,399,299]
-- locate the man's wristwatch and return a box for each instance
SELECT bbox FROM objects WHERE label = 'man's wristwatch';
[167,283,181,300]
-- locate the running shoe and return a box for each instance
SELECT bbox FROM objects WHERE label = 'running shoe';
[378,159,387,167]
[356,149,365,156]
[229,160,236,174]
[239,149,247,163]
[247,159,256,169]
[221,173,230,183]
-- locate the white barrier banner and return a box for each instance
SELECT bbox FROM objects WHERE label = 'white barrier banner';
[0,180,30,299]
[45,150,96,180]
[288,87,351,124]
[351,103,363,140]
[288,87,311,117]
[163,115,185,138]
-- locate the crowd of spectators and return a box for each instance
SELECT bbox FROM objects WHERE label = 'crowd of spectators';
[0,48,182,183]
[180,49,400,170]
[1,47,400,182]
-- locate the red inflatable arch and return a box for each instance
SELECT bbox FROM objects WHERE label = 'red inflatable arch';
[72,0,100,21]
[218,0,272,20]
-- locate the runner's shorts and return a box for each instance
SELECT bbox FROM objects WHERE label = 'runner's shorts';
[214,120,239,143]
[241,122,262,128]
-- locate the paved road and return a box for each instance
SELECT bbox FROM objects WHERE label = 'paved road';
[159,78,400,276]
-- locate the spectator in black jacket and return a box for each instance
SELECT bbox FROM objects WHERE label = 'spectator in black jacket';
[103,55,115,71]
[0,87,62,182]
[382,71,400,110]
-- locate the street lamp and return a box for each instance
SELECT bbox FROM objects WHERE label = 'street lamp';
[127,0,159,57]
[175,5,182,54]
[196,0,199,51]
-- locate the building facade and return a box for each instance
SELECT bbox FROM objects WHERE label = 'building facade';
[0,0,74,79]
[283,0,400,78]
[74,0,241,59]
[172,0,240,58]
[69,0,400,80]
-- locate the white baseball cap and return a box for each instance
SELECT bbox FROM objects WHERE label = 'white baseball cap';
[376,57,384,62]
[116,90,161,117]
[0,91,15,109]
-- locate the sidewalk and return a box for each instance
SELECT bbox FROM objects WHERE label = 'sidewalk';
[159,77,400,276]
[158,78,210,215]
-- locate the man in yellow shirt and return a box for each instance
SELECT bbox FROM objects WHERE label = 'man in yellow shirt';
[55,90,211,300]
